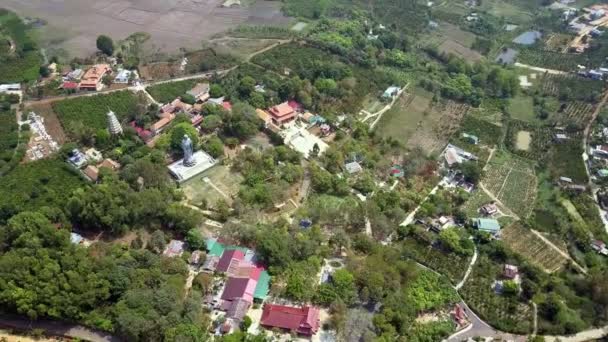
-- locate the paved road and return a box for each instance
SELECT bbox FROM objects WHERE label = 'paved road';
[0,314,121,342]
[446,301,527,342]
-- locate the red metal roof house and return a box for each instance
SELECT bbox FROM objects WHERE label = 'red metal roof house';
[221,277,257,303]
[217,249,245,273]
[260,304,320,336]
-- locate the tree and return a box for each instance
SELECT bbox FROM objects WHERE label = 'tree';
[186,229,205,250]
[96,35,114,55]
[204,136,224,158]
[460,161,482,184]
[241,315,252,331]
[148,229,167,253]
[502,280,519,296]
[171,122,199,152]
[165,203,202,234]
[39,65,50,78]
[209,84,223,98]
[200,115,222,132]
[331,269,357,305]
[164,323,208,342]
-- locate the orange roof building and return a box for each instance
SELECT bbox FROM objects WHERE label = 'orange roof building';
[268,102,296,125]
[79,64,111,91]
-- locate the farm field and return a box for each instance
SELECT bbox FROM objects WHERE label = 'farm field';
[507,96,535,123]
[547,138,587,183]
[52,90,144,134]
[458,115,503,146]
[376,90,469,155]
[501,223,569,273]
[0,108,19,160]
[482,151,537,218]
[0,0,291,57]
[460,256,533,334]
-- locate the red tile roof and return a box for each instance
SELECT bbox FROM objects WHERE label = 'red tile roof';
[217,249,245,273]
[129,121,153,141]
[269,102,295,118]
[62,81,79,89]
[260,304,320,336]
[222,101,232,111]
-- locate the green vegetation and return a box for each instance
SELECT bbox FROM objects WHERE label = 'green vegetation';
[0,160,85,221]
[147,79,200,104]
[0,10,41,83]
[53,91,142,133]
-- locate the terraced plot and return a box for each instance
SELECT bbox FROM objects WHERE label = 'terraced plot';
[501,223,568,273]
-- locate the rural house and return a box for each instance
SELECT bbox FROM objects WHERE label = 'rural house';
[260,304,321,336]
[79,64,111,91]
[473,218,501,234]
[268,102,297,126]
[503,264,519,279]
[187,83,210,102]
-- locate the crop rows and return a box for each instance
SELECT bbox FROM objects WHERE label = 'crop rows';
[506,120,553,161]
[501,223,567,273]
[558,102,595,126]
[498,170,537,218]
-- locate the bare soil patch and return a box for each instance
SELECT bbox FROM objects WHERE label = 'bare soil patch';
[515,130,531,151]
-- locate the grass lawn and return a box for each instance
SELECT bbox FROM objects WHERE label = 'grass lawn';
[508,96,535,123]
[375,88,432,145]
[181,164,243,207]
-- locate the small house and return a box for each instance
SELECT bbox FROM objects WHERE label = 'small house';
[382,86,400,99]
[473,218,501,234]
[70,232,84,244]
[503,264,519,279]
[345,161,363,175]
[554,133,568,141]
[462,133,479,145]
[83,165,100,182]
[595,145,608,158]
[163,240,185,258]
[187,83,210,101]
[85,148,103,163]
[189,250,204,265]
[559,176,573,184]
[202,255,220,272]
[99,158,121,171]
[598,169,608,178]
[480,202,498,216]
[65,69,84,81]
[591,240,608,256]
[114,69,137,84]
[67,149,87,168]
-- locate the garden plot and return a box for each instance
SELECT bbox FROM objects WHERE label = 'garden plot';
[482,153,537,218]
[501,223,568,273]
[460,256,533,334]
[402,239,471,284]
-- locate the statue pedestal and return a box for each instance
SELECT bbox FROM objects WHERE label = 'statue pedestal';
[168,150,217,182]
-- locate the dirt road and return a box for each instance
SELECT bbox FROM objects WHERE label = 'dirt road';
[0,314,121,342]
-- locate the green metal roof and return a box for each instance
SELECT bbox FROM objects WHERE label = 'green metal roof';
[474,218,501,232]
[254,270,270,300]
[206,239,225,257]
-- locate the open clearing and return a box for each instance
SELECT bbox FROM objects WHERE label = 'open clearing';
[25,102,67,144]
[181,164,242,207]
[0,0,291,57]
[376,88,469,155]
[501,223,568,273]
[515,131,531,151]
[438,40,483,62]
